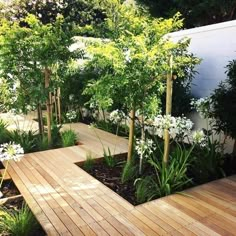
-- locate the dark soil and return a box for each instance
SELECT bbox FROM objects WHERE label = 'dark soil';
[1,180,20,198]
[0,161,4,169]
[3,196,24,210]
[83,162,138,205]
[223,154,236,176]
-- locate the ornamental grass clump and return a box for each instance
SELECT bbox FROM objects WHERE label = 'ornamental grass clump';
[61,130,77,147]
[133,115,210,202]
[0,204,38,236]
[0,142,24,197]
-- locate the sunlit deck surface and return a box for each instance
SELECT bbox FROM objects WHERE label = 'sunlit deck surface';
[5,123,236,235]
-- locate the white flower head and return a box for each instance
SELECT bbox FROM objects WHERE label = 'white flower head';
[191,97,213,119]
[0,142,24,162]
[69,94,74,101]
[135,138,156,159]
[109,109,126,124]
[192,130,207,148]
[66,110,77,121]
[146,115,193,139]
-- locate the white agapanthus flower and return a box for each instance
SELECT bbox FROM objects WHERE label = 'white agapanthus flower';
[192,130,207,148]
[109,109,126,124]
[0,142,24,162]
[69,94,75,101]
[135,138,156,159]
[66,110,77,121]
[191,97,213,119]
[146,115,193,139]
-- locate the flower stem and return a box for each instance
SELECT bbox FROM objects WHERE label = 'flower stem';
[113,123,120,156]
[0,160,9,189]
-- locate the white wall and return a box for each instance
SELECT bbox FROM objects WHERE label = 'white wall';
[170,20,236,97]
[169,21,236,153]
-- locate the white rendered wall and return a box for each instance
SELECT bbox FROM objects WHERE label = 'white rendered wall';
[170,20,236,97]
[169,21,236,153]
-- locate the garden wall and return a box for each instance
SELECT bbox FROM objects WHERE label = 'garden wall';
[170,20,236,97]
[169,20,236,153]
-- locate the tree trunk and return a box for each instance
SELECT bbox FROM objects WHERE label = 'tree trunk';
[44,68,52,145]
[57,88,61,124]
[49,92,53,122]
[37,103,44,136]
[163,55,173,165]
[127,107,135,162]
[54,89,58,124]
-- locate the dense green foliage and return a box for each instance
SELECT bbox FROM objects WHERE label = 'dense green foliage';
[0,14,72,113]
[211,60,236,140]
[0,0,106,27]
[0,204,39,236]
[9,130,36,153]
[61,129,77,147]
[83,153,95,171]
[0,119,10,144]
[83,3,200,120]
[190,138,225,183]
[138,0,236,28]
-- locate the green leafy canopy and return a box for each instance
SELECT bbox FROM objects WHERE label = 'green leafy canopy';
[83,3,200,116]
[0,14,73,113]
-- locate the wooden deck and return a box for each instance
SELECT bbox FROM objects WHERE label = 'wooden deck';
[4,123,236,235]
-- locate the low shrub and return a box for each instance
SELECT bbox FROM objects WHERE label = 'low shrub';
[103,148,117,168]
[61,130,77,147]
[9,130,36,153]
[35,135,49,151]
[83,153,94,171]
[135,144,193,203]
[51,124,62,148]
[121,160,138,184]
[190,138,225,183]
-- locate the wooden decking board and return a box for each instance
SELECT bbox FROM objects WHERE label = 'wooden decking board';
[97,219,123,236]
[145,202,196,235]
[10,161,71,235]
[31,152,105,224]
[105,215,135,236]
[113,213,146,236]
[136,205,176,233]
[211,213,236,234]
[130,209,167,235]
[6,164,60,236]
[16,159,82,236]
[120,210,159,236]
[22,157,90,233]
[166,195,210,218]
[198,217,234,236]
[3,123,236,235]
[187,189,236,213]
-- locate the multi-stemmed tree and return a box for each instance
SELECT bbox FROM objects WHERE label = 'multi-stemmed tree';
[83,2,200,163]
[0,14,72,144]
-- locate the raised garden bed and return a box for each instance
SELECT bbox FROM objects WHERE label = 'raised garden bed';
[83,160,138,205]
[81,152,236,206]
